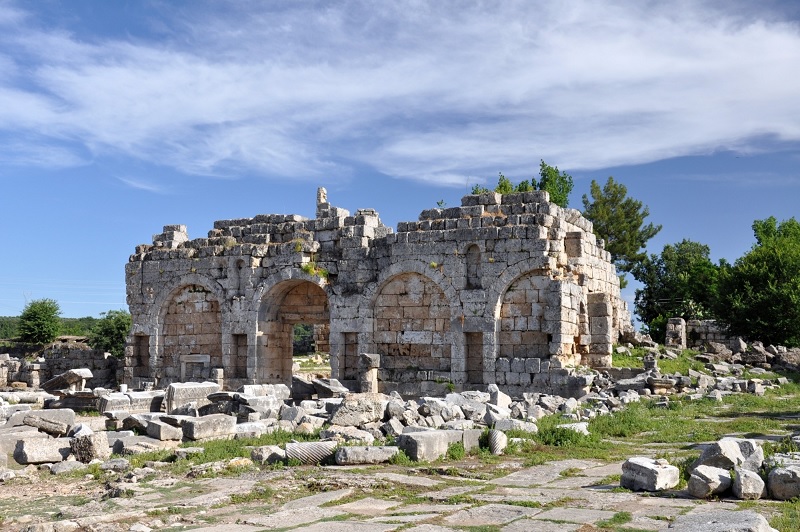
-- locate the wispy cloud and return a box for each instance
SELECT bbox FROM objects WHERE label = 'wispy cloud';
[0,0,798,186]
[117,176,167,194]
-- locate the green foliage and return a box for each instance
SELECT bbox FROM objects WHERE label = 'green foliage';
[515,179,533,192]
[494,172,514,194]
[633,240,719,340]
[446,442,466,461]
[537,160,573,208]
[713,217,800,347]
[471,184,490,194]
[18,298,61,344]
[60,316,98,336]
[87,310,131,358]
[388,449,414,466]
[582,176,661,276]
[0,317,19,339]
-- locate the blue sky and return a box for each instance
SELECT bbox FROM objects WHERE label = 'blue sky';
[0,1,798,321]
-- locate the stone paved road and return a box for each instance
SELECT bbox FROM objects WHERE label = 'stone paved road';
[1,457,779,531]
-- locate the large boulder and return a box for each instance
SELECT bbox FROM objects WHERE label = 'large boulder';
[328,393,389,427]
[732,467,766,500]
[620,457,680,491]
[687,465,732,499]
[692,438,763,472]
[768,465,800,500]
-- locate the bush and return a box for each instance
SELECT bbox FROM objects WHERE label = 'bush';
[87,310,132,358]
[18,298,61,344]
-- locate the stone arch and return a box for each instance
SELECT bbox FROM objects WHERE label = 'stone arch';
[496,271,551,364]
[371,269,454,394]
[254,271,331,386]
[158,282,225,386]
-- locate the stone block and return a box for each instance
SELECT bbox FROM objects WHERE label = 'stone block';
[398,431,449,461]
[182,414,236,441]
[334,446,399,465]
[620,457,679,491]
[15,438,72,464]
[146,420,184,441]
[165,382,220,414]
[71,432,112,463]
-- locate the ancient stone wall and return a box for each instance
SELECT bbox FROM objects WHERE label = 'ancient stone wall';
[0,341,118,389]
[125,188,633,397]
[666,318,742,351]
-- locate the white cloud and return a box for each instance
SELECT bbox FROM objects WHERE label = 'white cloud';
[0,0,798,185]
[117,176,166,194]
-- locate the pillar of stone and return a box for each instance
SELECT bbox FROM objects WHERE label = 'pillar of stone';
[665,317,686,350]
[358,353,380,393]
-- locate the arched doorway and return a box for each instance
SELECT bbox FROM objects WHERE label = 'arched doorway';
[374,272,451,393]
[160,284,222,385]
[257,280,330,385]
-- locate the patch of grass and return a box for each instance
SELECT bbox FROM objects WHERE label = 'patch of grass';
[559,467,584,478]
[771,497,800,532]
[596,511,632,527]
[228,484,275,504]
[446,442,466,461]
[388,449,414,466]
[592,473,621,486]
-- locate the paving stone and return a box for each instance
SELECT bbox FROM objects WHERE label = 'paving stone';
[292,523,397,532]
[281,487,354,510]
[421,485,483,500]
[489,460,601,487]
[242,507,345,529]
[532,507,617,524]
[369,512,441,524]
[668,509,777,531]
[442,503,541,526]
[186,526,262,532]
[402,526,459,532]
[334,497,401,515]
[501,520,579,532]
[375,472,442,487]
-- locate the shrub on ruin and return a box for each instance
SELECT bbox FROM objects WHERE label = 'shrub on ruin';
[18,298,61,344]
[87,310,132,358]
[713,217,800,347]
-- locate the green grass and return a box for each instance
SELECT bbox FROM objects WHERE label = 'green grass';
[596,511,632,527]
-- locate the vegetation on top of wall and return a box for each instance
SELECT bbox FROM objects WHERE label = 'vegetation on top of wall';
[470,160,574,208]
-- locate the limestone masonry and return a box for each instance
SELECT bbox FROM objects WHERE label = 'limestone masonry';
[125,188,633,397]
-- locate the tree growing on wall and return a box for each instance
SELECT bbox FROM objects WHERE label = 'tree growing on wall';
[18,298,61,344]
[713,217,800,347]
[536,160,573,208]
[633,240,719,341]
[470,162,573,207]
[87,310,132,358]
[582,176,661,284]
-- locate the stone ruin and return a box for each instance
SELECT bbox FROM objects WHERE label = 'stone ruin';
[125,188,633,398]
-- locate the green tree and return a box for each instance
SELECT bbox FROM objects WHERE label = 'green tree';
[633,240,719,341]
[537,160,573,208]
[471,184,490,194]
[713,217,800,347]
[494,172,514,194]
[87,310,132,358]
[18,298,62,344]
[515,179,534,192]
[582,176,661,279]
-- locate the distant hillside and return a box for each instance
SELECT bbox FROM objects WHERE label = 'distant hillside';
[0,315,98,340]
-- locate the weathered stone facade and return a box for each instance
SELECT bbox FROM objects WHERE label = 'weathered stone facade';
[125,189,632,396]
